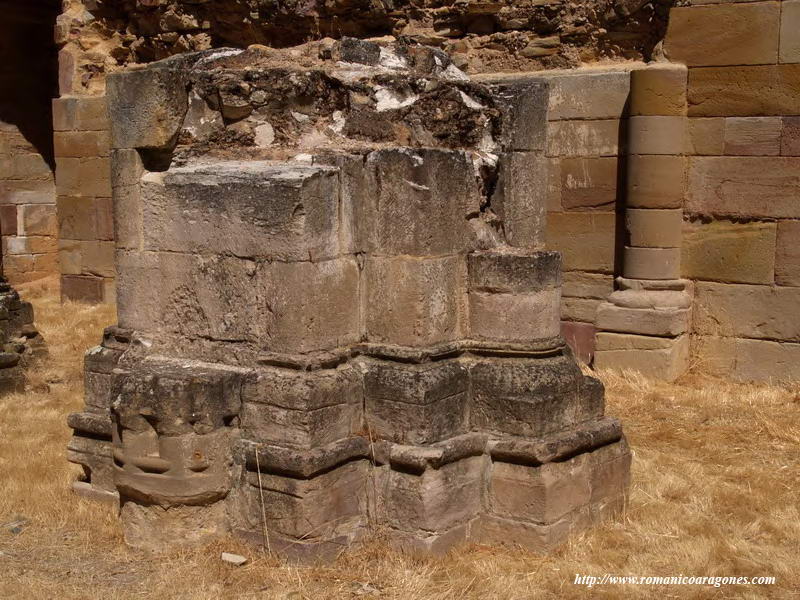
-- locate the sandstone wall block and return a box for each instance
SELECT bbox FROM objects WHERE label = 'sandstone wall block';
[470,356,604,438]
[365,255,464,348]
[629,65,688,117]
[687,157,800,219]
[723,117,781,156]
[594,333,689,382]
[626,155,686,209]
[775,220,800,286]
[560,157,617,211]
[694,282,800,341]
[141,162,341,262]
[546,213,616,273]
[688,65,800,117]
[364,359,469,445]
[666,3,780,67]
[682,220,776,285]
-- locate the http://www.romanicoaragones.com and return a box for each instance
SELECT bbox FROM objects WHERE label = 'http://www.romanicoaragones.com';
[574,574,776,588]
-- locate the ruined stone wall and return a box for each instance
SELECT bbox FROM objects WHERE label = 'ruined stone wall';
[0,0,60,284]
[51,0,675,303]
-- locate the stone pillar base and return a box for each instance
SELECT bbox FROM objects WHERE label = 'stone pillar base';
[67,334,632,561]
[595,333,690,382]
[595,278,692,381]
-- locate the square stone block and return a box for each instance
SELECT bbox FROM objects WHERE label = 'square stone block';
[489,456,591,524]
[232,460,369,542]
[117,251,360,354]
[688,65,800,117]
[560,157,617,211]
[666,3,779,67]
[377,456,485,534]
[470,355,604,438]
[723,117,781,156]
[594,332,689,381]
[360,149,480,256]
[681,219,776,285]
[493,152,548,248]
[596,303,690,337]
[469,289,561,343]
[780,0,800,64]
[141,162,341,261]
[364,359,469,445]
[546,213,616,273]
[547,120,620,158]
[688,156,800,219]
[776,220,800,286]
[364,255,465,348]
[61,274,106,304]
[240,365,362,449]
[468,250,561,293]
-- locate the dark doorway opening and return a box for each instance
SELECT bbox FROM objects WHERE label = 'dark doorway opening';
[0,0,61,170]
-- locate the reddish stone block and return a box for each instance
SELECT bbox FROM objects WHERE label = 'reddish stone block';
[561,321,596,365]
[61,274,105,304]
[0,205,17,236]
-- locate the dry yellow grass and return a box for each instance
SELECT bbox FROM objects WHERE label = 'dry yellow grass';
[0,278,798,599]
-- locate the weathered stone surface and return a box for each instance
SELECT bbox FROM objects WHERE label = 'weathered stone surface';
[481,78,548,151]
[537,69,631,121]
[687,157,800,219]
[775,220,800,286]
[546,213,616,273]
[470,289,561,343]
[694,282,800,341]
[629,65,687,117]
[468,251,561,293]
[54,131,111,158]
[682,220,776,284]
[232,460,368,542]
[694,336,800,382]
[623,246,681,280]
[688,65,800,117]
[365,255,464,348]
[61,274,105,303]
[780,0,800,64]
[723,117,781,156]
[626,155,686,209]
[688,118,725,156]
[561,321,596,365]
[560,157,617,211]
[781,117,800,156]
[52,95,110,132]
[378,456,485,534]
[628,116,687,156]
[665,3,780,67]
[490,456,590,524]
[107,65,189,150]
[141,162,341,261]
[547,120,620,158]
[470,355,603,438]
[492,152,548,248]
[596,303,690,337]
[361,149,481,256]
[626,209,683,248]
[364,359,468,445]
[241,365,362,449]
[561,297,601,324]
[594,333,689,382]
[562,272,613,300]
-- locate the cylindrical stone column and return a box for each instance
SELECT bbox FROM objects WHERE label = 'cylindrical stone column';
[594,63,692,381]
[624,64,687,281]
